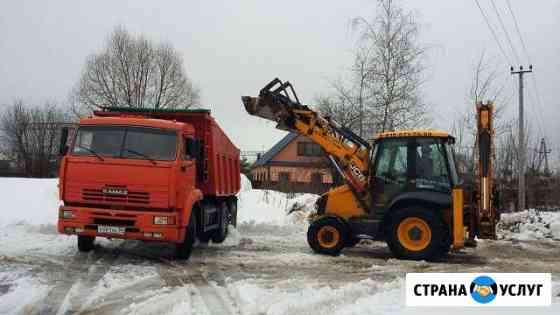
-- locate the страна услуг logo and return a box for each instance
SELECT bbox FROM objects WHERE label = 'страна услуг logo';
[470,275,498,304]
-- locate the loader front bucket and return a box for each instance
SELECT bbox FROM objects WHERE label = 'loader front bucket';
[241,96,280,124]
[241,78,311,132]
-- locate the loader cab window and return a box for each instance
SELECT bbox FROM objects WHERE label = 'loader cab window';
[374,139,409,189]
[415,138,451,192]
[370,138,411,210]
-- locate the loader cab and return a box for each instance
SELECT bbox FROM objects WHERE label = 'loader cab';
[369,131,459,216]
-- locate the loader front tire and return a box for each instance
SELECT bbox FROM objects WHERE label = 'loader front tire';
[77,235,95,252]
[386,207,445,261]
[307,216,348,256]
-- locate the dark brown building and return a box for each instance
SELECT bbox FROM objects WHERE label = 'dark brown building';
[251,132,336,194]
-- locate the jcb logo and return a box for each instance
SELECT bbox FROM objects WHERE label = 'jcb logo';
[350,164,365,181]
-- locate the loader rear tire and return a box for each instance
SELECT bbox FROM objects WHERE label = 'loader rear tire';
[386,207,445,261]
[77,235,95,252]
[307,216,348,256]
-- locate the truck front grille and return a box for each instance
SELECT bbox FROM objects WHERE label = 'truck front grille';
[82,188,150,205]
[93,218,135,226]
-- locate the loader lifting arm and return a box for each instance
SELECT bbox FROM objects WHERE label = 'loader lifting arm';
[242,78,371,200]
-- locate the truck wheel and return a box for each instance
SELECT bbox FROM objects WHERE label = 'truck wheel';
[307,216,348,256]
[228,199,238,227]
[176,213,196,260]
[386,207,445,261]
[211,202,229,244]
[198,232,211,244]
[77,235,95,252]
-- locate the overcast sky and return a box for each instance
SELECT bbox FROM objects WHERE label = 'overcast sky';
[1,0,559,155]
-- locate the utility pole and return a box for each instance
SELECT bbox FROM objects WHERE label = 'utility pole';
[511,65,532,211]
[535,137,552,176]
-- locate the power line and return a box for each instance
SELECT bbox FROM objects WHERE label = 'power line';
[474,0,513,65]
[505,0,531,62]
[504,1,548,142]
[490,0,521,64]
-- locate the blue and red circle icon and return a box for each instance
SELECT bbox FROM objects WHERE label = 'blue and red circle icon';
[470,275,498,304]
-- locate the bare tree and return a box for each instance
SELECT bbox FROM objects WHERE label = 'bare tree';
[73,26,199,113]
[354,0,430,132]
[451,52,514,174]
[0,100,72,177]
[318,0,429,138]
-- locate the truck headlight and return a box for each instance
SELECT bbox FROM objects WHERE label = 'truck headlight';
[153,216,174,225]
[62,210,75,219]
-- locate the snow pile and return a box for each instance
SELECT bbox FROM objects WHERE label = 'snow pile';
[239,173,253,192]
[237,188,318,226]
[236,173,319,226]
[497,209,560,240]
[0,178,59,227]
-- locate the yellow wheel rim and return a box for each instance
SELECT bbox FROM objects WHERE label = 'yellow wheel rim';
[317,226,340,249]
[397,217,432,251]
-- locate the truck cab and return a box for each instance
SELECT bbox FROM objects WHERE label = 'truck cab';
[58,108,240,259]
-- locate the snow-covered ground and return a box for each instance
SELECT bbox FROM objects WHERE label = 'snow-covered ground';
[1,176,560,314]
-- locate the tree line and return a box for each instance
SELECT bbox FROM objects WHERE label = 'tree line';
[0,26,198,177]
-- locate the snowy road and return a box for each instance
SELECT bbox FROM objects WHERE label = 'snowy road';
[1,221,560,315]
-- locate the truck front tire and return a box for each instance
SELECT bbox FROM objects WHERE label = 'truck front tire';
[77,235,95,252]
[176,213,196,260]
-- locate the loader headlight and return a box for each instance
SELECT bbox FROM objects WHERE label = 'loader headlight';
[153,216,174,225]
[62,210,75,219]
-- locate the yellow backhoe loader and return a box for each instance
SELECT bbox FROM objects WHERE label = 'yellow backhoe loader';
[242,78,498,260]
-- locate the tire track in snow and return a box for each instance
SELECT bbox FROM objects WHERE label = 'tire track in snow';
[158,259,241,315]
[39,241,125,315]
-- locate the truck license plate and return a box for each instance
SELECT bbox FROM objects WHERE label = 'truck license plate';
[97,225,125,235]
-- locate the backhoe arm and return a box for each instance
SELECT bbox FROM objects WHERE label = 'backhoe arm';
[469,102,498,240]
[242,78,371,195]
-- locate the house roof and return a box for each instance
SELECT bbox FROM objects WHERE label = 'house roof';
[253,132,299,167]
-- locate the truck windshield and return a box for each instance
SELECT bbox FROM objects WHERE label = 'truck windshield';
[71,126,177,161]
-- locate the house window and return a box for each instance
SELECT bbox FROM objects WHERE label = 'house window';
[297,142,323,157]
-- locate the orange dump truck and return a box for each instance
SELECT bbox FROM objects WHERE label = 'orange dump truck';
[57,107,240,259]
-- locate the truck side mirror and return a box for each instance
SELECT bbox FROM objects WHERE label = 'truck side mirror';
[59,127,69,156]
[185,138,200,160]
